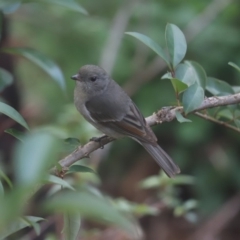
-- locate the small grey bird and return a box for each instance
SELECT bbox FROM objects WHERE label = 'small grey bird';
[71,65,180,177]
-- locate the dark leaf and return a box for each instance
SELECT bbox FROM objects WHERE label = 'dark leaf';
[125,32,170,67]
[0,68,13,91]
[182,82,204,114]
[3,48,66,91]
[175,111,192,123]
[63,213,81,240]
[5,128,24,142]
[206,77,234,96]
[165,24,187,68]
[0,102,29,130]
[67,165,96,174]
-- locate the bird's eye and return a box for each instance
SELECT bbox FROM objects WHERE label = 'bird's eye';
[90,76,97,82]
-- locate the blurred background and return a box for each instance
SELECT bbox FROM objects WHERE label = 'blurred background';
[1,0,240,239]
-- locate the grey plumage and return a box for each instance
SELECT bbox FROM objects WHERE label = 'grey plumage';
[72,65,180,177]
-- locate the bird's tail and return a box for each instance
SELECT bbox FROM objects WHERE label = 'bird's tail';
[141,142,180,177]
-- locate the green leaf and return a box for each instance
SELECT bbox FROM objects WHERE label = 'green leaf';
[165,24,187,68]
[139,175,161,189]
[234,119,240,128]
[216,108,233,120]
[170,175,195,185]
[21,216,42,236]
[228,62,240,72]
[5,128,24,142]
[67,165,96,174]
[115,198,158,216]
[170,78,188,94]
[232,86,240,93]
[175,63,196,86]
[0,68,13,91]
[45,175,75,190]
[161,72,172,79]
[0,181,4,196]
[13,132,60,187]
[182,82,204,114]
[0,216,44,240]
[206,77,234,96]
[0,102,29,130]
[63,213,81,240]
[64,138,80,145]
[0,169,12,188]
[184,61,207,89]
[125,32,170,67]
[3,48,66,91]
[36,0,88,14]
[44,191,135,233]
[64,138,80,152]
[175,111,192,123]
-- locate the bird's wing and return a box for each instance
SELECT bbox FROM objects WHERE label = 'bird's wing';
[85,82,156,143]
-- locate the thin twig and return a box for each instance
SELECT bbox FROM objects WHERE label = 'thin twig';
[194,112,240,134]
[99,0,138,74]
[188,193,240,240]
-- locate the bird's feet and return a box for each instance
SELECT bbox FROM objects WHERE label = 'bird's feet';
[90,135,108,149]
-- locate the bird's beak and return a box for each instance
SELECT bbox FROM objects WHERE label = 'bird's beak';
[71,74,79,80]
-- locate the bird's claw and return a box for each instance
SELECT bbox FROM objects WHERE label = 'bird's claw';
[90,135,108,149]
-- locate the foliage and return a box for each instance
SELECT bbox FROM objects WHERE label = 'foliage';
[0,0,240,239]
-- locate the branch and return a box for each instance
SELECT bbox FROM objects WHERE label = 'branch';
[99,0,138,75]
[55,93,240,174]
[194,112,240,134]
[188,193,240,240]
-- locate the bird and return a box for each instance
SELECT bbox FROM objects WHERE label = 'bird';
[71,65,180,177]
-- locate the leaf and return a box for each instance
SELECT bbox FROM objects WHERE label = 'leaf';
[139,175,161,189]
[125,32,170,67]
[216,108,233,120]
[232,86,240,93]
[0,216,44,240]
[0,102,29,130]
[175,111,192,123]
[170,78,188,94]
[0,169,12,188]
[3,48,66,91]
[5,128,24,142]
[0,181,4,196]
[63,213,81,240]
[182,82,204,114]
[64,138,80,152]
[115,198,158,216]
[206,77,234,96]
[13,132,60,188]
[161,72,172,79]
[46,175,75,191]
[44,190,135,233]
[170,175,195,185]
[67,165,96,174]
[234,119,240,128]
[0,68,13,91]
[165,24,187,68]
[21,216,42,236]
[175,63,196,86]
[174,199,198,217]
[38,0,88,14]
[184,61,207,89]
[228,62,240,72]
[64,138,80,146]
[34,0,88,14]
